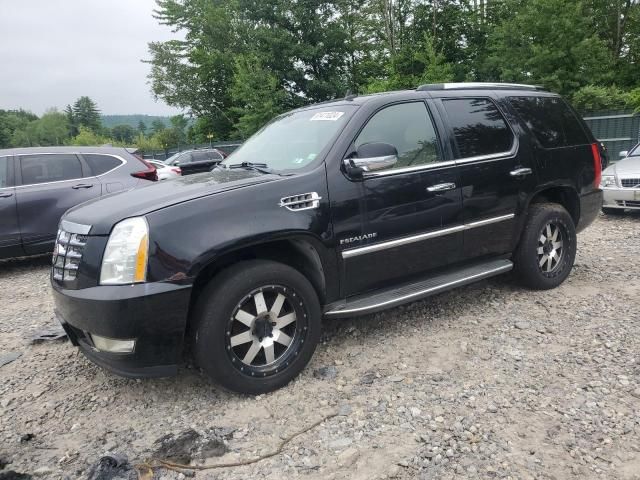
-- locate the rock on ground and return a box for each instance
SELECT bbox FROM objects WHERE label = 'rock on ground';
[1,215,639,479]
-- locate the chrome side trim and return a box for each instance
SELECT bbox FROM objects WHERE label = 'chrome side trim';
[363,159,457,177]
[325,262,513,316]
[341,213,515,259]
[342,224,465,259]
[60,220,92,235]
[465,213,515,229]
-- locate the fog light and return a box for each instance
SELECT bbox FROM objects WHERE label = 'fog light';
[90,334,136,353]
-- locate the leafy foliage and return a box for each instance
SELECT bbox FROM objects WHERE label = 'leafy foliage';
[148,0,640,138]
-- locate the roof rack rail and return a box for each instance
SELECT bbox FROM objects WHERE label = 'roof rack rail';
[416,82,546,92]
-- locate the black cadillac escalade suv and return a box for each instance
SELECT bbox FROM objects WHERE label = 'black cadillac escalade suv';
[52,83,603,394]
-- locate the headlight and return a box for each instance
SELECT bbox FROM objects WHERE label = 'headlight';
[100,217,149,285]
[600,175,616,188]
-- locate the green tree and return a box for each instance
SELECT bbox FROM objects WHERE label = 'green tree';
[137,120,147,135]
[72,96,102,132]
[0,109,37,148]
[68,126,111,146]
[64,104,78,137]
[486,0,612,95]
[230,53,287,138]
[571,84,632,112]
[10,109,70,147]
[150,119,166,134]
[111,124,137,144]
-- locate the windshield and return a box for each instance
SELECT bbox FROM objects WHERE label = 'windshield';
[629,144,640,157]
[221,106,356,171]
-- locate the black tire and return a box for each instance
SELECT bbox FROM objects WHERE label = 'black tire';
[602,207,625,215]
[192,260,321,394]
[513,203,577,290]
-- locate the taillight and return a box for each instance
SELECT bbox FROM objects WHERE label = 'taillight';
[131,159,158,182]
[591,143,602,188]
[171,167,182,175]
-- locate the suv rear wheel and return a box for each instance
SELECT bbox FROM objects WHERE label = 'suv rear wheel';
[192,260,321,394]
[514,203,577,290]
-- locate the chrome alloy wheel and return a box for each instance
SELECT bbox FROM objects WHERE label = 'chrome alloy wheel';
[226,285,306,376]
[537,222,564,273]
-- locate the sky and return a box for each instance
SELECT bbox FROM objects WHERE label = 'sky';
[0,0,183,116]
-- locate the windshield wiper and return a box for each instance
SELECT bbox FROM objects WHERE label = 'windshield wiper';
[223,162,273,174]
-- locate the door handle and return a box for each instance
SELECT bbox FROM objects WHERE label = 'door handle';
[72,183,93,189]
[0,192,13,198]
[427,182,456,192]
[510,167,533,177]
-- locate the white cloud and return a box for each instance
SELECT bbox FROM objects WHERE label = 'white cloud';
[0,0,183,115]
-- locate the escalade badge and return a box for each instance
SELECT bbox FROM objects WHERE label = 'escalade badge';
[340,233,377,245]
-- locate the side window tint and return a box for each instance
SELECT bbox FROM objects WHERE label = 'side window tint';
[0,157,8,188]
[442,98,513,158]
[20,154,82,185]
[355,102,441,170]
[509,96,589,148]
[178,152,193,164]
[83,154,122,176]
[192,151,212,162]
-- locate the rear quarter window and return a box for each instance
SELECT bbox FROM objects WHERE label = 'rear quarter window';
[82,154,123,176]
[509,96,589,148]
[442,98,513,158]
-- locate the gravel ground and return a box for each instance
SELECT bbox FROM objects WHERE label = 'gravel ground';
[1,214,639,480]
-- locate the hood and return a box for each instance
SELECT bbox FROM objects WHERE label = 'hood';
[65,169,280,235]
[605,156,640,176]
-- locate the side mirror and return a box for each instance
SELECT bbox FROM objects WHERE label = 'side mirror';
[343,142,398,178]
[619,150,628,159]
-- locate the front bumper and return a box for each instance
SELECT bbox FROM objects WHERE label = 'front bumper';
[602,187,640,210]
[52,281,192,378]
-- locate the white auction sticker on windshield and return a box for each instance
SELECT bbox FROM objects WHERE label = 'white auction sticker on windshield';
[310,111,344,121]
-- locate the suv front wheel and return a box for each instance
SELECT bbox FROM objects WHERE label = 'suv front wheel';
[192,260,321,394]
[514,203,577,290]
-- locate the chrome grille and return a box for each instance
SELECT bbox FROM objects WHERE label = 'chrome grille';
[52,230,88,282]
[621,178,640,188]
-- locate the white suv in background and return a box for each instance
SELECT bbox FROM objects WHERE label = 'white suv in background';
[601,144,640,214]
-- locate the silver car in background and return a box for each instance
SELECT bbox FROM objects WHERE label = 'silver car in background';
[601,144,640,214]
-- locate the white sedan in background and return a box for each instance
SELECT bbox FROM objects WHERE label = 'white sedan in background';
[601,144,640,214]
[149,160,182,181]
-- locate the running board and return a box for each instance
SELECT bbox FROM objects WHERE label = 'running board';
[324,259,513,318]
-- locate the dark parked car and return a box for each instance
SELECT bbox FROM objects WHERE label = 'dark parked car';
[0,146,157,259]
[163,148,226,175]
[52,83,602,393]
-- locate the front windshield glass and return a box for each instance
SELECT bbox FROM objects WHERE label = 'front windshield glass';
[629,144,640,157]
[222,106,356,171]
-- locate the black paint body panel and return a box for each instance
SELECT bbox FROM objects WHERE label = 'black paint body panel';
[51,87,603,376]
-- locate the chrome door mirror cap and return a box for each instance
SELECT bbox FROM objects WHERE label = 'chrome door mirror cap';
[351,154,398,172]
[619,150,628,158]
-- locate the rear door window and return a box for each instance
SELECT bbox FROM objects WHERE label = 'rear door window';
[509,96,589,148]
[20,154,83,185]
[442,98,514,158]
[82,154,123,176]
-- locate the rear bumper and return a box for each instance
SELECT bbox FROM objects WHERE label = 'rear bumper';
[52,281,192,378]
[602,187,640,210]
[576,189,603,232]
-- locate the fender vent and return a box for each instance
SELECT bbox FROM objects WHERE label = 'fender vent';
[279,192,321,211]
